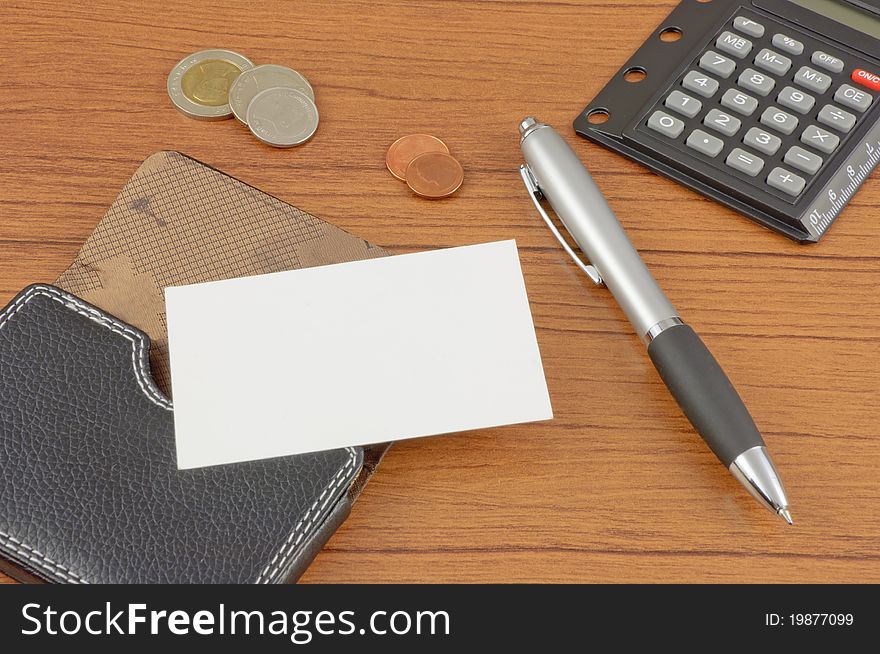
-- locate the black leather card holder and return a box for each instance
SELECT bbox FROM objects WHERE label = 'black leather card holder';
[0,284,362,583]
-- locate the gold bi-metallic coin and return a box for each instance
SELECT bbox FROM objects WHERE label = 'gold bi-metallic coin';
[167,49,254,120]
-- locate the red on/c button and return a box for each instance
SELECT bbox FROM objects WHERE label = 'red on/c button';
[852,68,880,92]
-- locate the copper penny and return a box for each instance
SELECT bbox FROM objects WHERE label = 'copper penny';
[386,134,449,181]
[405,152,464,199]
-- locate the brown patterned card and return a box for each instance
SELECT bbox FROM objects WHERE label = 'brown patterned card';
[55,151,388,396]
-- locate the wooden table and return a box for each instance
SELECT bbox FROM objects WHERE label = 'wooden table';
[2,0,878,584]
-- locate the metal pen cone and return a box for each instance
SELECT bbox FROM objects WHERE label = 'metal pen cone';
[729,445,792,521]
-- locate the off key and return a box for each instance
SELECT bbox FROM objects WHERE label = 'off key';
[852,68,880,92]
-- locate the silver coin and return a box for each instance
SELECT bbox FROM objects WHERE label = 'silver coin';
[167,49,254,121]
[246,87,319,147]
[228,64,315,124]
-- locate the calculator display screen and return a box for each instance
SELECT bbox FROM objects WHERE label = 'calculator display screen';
[786,0,880,38]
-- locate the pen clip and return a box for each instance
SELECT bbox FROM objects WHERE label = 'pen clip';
[519,164,603,286]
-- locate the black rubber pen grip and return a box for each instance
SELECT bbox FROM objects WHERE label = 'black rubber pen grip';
[647,324,764,467]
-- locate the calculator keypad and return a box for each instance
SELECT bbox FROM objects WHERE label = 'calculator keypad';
[817,104,856,132]
[640,10,877,203]
[700,51,736,78]
[754,49,791,76]
[794,66,832,94]
[738,68,775,96]
[704,108,741,136]
[666,90,702,118]
[721,89,758,116]
[777,86,814,114]
[772,33,803,56]
[682,70,719,98]
[834,84,873,113]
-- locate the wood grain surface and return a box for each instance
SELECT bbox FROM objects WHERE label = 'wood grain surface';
[1,0,878,584]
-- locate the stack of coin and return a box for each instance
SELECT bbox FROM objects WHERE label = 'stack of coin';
[386,134,464,199]
[167,49,319,148]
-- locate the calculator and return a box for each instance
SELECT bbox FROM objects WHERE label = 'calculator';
[574,0,880,242]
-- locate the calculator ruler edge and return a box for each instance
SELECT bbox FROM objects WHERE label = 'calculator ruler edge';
[799,118,880,239]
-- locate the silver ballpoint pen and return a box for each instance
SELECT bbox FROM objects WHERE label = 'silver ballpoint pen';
[519,117,792,524]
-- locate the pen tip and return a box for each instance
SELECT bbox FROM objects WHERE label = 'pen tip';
[778,508,793,525]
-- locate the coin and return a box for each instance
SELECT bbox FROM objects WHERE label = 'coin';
[246,87,319,148]
[229,64,315,124]
[386,134,449,181]
[167,49,254,120]
[405,152,464,198]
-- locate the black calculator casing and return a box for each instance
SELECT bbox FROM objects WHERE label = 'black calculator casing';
[575,0,880,242]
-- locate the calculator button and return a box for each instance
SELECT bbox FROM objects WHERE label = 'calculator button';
[754,48,791,76]
[682,71,719,98]
[703,108,741,136]
[716,31,752,59]
[743,127,781,155]
[794,66,832,94]
[811,51,844,74]
[665,90,702,118]
[834,84,873,113]
[817,104,856,133]
[760,107,798,135]
[784,146,823,175]
[767,167,806,196]
[721,89,758,116]
[777,86,815,114]
[772,34,804,56]
[801,125,840,154]
[733,17,764,38]
[700,51,736,79]
[647,110,685,138]
[852,69,880,92]
[738,68,775,97]
[686,129,724,158]
[726,148,764,177]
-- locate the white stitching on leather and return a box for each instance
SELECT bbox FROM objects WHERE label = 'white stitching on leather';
[0,529,86,584]
[257,447,358,584]
[0,284,177,584]
[0,285,172,410]
[1,285,360,585]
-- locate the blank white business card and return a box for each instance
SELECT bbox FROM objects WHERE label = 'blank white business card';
[166,240,552,469]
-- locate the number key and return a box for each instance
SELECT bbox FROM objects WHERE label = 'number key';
[700,51,736,79]
[760,106,799,135]
[665,90,702,118]
[743,127,782,155]
[738,68,775,96]
[721,89,758,116]
[647,110,685,138]
[704,108,741,136]
[777,86,815,114]
[682,70,719,98]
